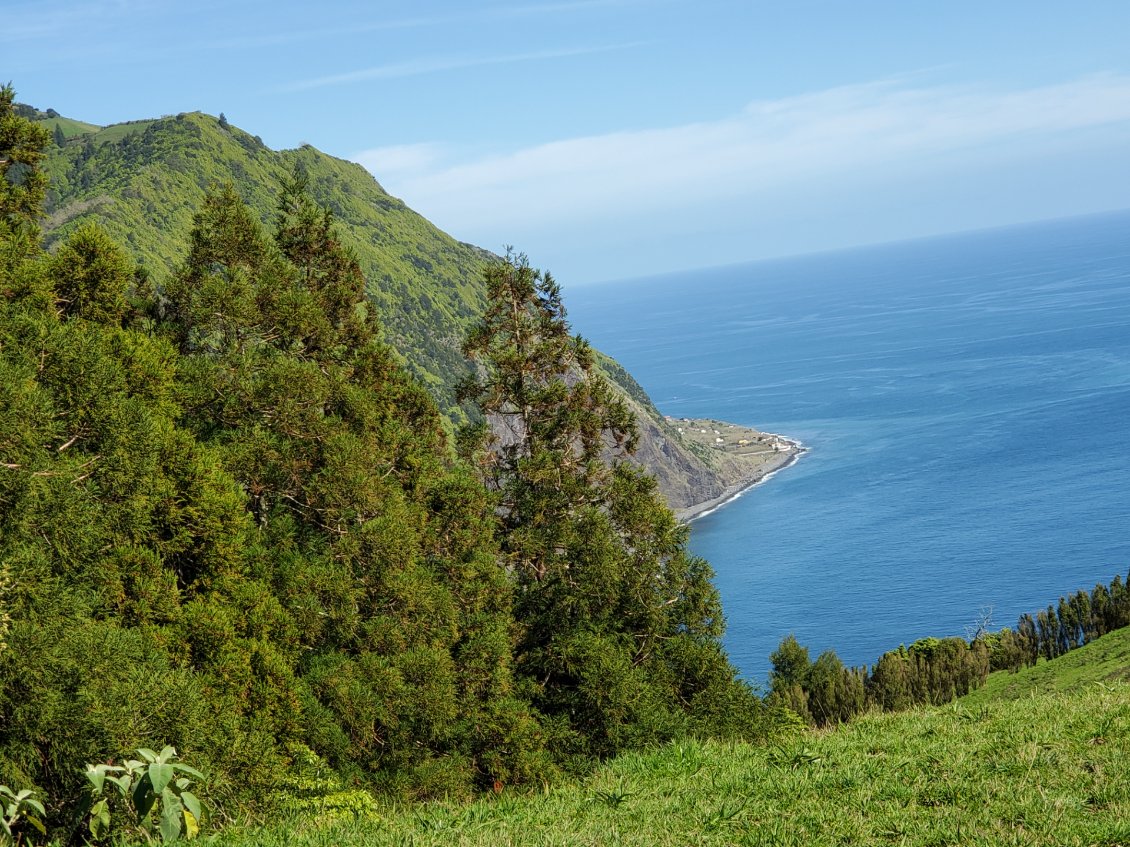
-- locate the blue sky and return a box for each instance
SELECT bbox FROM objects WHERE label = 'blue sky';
[7,0,1130,284]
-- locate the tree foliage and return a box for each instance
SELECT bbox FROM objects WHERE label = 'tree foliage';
[0,92,548,832]
[768,566,1130,728]
[459,252,766,760]
[0,85,51,232]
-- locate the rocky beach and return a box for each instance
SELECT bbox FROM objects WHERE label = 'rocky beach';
[666,418,805,522]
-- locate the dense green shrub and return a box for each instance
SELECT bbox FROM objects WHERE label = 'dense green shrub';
[0,90,536,827]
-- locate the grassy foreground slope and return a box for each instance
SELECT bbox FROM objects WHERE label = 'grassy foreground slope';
[213,637,1130,846]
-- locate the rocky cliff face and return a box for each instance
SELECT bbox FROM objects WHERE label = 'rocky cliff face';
[617,398,728,510]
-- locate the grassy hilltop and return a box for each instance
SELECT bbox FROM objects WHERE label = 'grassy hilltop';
[213,627,1130,847]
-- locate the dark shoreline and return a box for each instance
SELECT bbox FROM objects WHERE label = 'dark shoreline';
[675,441,806,523]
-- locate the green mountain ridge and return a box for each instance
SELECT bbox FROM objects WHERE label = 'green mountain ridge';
[39,110,486,417]
[32,107,736,509]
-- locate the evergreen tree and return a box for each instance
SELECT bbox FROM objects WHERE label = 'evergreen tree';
[0,85,51,278]
[1016,613,1039,666]
[1071,589,1094,644]
[460,251,764,758]
[1057,596,1077,653]
[1108,573,1128,630]
[804,650,859,726]
[164,185,542,795]
[767,634,812,722]
[1037,606,1059,659]
[0,85,51,229]
[52,124,66,148]
[48,222,133,323]
[0,99,261,811]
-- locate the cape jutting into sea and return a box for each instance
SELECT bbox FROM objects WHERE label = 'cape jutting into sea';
[566,209,1130,682]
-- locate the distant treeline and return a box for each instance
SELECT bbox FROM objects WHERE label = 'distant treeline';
[988,571,1130,670]
[769,568,1130,727]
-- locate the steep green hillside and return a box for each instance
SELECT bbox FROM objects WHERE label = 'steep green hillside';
[41,112,488,419]
[36,109,737,507]
[960,625,1130,707]
[40,115,101,139]
[211,661,1130,846]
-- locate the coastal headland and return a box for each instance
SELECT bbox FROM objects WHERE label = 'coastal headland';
[668,417,805,522]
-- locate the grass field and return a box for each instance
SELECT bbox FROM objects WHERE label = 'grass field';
[88,120,158,145]
[962,626,1130,707]
[37,115,101,138]
[210,631,1130,847]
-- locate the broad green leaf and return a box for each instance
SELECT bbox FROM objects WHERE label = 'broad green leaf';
[180,790,201,822]
[85,764,107,793]
[137,748,158,763]
[159,790,183,843]
[26,814,46,835]
[23,798,44,816]
[149,762,174,794]
[158,745,177,762]
[133,774,157,819]
[89,798,111,840]
[172,762,205,781]
[182,808,200,840]
[108,774,133,795]
[14,789,30,802]
[2,818,13,838]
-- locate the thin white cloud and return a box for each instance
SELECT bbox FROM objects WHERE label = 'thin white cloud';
[205,13,465,51]
[0,0,157,41]
[355,143,449,183]
[210,0,646,53]
[353,74,1130,236]
[282,43,642,92]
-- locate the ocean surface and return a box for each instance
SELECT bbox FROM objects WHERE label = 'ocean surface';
[566,210,1130,683]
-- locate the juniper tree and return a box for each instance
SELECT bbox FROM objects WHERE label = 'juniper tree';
[0,85,51,282]
[164,185,542,793]
[460,251,764,758]
[0,85,50,229]
[767,635,812,722]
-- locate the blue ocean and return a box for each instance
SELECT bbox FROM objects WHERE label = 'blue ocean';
[566,210,1130,683]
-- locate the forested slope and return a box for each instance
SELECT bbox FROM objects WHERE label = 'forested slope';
[41,111,487,419]
[1,89,777,842]
[35,110,728,507]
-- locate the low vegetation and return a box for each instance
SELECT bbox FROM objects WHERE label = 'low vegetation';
[767,567,1130,728]
[208,635,1130,846]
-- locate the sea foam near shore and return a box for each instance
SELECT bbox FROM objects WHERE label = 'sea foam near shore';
[678,438,806,523]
